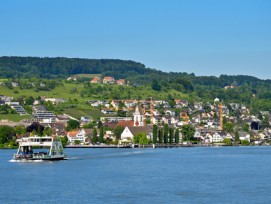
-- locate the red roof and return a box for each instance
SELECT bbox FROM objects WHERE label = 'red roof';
[116,79,125,84]
[91,77,100,83]
[117,121,134,127]
[103,76,114,81]
[68,130,79,137]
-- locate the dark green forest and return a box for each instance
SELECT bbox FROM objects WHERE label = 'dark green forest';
[1,56,271,111]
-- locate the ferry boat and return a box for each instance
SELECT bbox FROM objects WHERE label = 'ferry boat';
[13,136,66,161]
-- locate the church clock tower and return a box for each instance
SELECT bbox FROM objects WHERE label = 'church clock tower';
[133,104,144,126]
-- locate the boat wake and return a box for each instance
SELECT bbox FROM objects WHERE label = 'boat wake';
[9,159,44,163]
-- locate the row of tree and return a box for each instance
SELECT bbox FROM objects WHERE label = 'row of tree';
[152,124,196,145]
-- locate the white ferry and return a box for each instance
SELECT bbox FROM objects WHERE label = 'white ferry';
[13,136,66,161]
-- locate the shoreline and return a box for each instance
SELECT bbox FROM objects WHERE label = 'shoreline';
[1,144,269,149]
[64,143,265,148]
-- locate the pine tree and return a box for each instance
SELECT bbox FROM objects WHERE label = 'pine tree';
[164,124,168,144]
[158,128,163,144]
[99,126,104,143]
[153,125,158,144]
[234,129,240,144]
[92,128,98,144]
[169,128,174,144]
[175,129,180,144]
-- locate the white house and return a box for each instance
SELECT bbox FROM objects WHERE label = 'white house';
[120,126,152,142]
[67,129,88,144]
[212,132,224,143]
[239,132,251,142]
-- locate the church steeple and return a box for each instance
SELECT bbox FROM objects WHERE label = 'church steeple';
[133,103,144,126]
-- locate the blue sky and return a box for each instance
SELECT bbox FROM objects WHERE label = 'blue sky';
[0,0,270,79]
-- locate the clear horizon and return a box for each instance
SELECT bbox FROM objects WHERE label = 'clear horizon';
[0,0,270,79]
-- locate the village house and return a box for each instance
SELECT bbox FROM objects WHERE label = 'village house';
[103,76,115,84]
[120,126,152,142]
[67,129,91,144]
[162,115,172,125]
[90,77,101,84]
[151,115,162,125]
[88,100,103,107]
[212,132,224,143]
[124,100,137,108]
[165,110,175,116]
[174,99,188,108]
[41,122,66,136]
[11,82,18,87]
[81,116,91,123]
[180,110,189,121]
[101,109,117,115]
[44,98,66,104]
[67,76,77,81]
[194,102,203,111]
[111,100,120,110]
[194,130,204,141]
[116,79,126,85]
[239,131,251,142]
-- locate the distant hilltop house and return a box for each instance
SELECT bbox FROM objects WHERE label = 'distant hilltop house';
[44,98,66,104]
[11,82,19,87]
[89,76,126,85]
[116,79,126,85]
[67,76,78,81]
[103,76,115,84]
[224,85,239,89]
[90,77,101,84]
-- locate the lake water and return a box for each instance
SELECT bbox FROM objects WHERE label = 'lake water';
[1,147,271,204]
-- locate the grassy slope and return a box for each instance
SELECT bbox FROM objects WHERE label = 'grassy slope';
[0,114,31,122]
[0,81,189,121]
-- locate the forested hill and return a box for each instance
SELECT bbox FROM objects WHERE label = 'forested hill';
[0,56,152,79]
[0,56,271,90]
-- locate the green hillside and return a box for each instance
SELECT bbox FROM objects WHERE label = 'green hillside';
[1,56,271,114]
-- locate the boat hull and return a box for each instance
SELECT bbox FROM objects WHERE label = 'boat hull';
[13,156,66,161]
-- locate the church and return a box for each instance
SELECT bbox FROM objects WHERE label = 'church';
[120,103,152,142]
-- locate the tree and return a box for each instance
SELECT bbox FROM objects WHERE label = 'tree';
[175,129,180,144]
[223,138,232,146]
[24,96,35,105]
[74,140,80,145]
[133,132,148,147]
[241,140,250,146]
[0,125,16,144]
[158,128,163,144]
[163,124,169,144]
[117,110,126,117]
[43,127,53,136]
[60,136,68,146]
[15,125,26,135]
[169,128,174,144]
[99,126,104,143]
[66,120,80,131]
[243,123,250,132]
[97,121,103,129]
[113,125,124,140]
[261,114,271,129]
[26,122,44,136]
[234,129,240,144]
[152,125,158,144]
[181,125,195,141]
[223,122,234,132]
[151,79,161,91]
[92,128,98,144]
